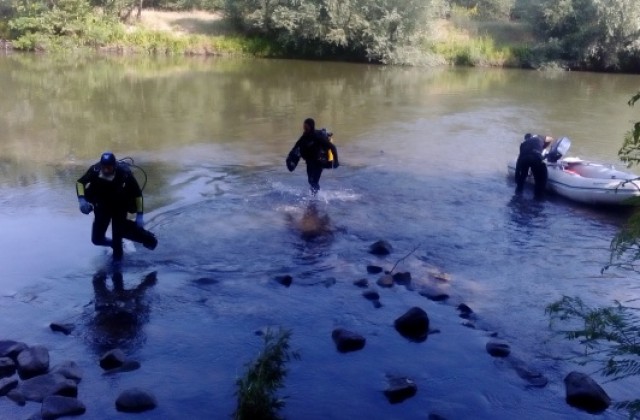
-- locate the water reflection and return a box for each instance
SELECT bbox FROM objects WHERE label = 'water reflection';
[86,269,157,354]
[507,194,547,240]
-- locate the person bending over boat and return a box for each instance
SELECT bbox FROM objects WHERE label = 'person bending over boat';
[515,133,554,198]
[286,118,339,195]
[76,152,158,261]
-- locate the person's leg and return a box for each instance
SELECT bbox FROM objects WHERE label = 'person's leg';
[514,157,530,193]
[306,164,323,195]
[91,209,113,247]
[532,161,548,198]
[111,214,125,261]
[120,219,158,250]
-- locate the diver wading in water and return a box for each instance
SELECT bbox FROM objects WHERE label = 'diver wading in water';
[287,118,340,195]
[76,152,157,261]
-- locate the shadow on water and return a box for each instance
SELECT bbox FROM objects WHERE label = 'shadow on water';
[84,269,157,355]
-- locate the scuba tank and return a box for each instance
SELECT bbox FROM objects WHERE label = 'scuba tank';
[319,128,336,169]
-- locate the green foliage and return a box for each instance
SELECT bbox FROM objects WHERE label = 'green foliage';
[535,0,640,71]
[547,296,640,417]
[223,0,442,63]
[450,0,516,20]
[234,328,299,420]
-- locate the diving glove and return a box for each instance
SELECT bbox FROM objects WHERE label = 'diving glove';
[78,197,93,215]
[136,213,144,228]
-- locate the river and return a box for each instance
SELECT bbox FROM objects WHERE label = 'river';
[0,54,639,419]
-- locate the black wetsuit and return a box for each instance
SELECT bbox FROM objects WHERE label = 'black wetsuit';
[77,164,155,260]
[290,130,338,194]
[515,136,548,197]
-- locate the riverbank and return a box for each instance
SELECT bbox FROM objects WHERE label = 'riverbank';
[0,10,542,68]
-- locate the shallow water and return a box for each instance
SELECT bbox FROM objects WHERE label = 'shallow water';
[0,54,639,419]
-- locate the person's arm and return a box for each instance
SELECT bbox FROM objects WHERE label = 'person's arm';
[76,167,95,214]
[125,172,145,226]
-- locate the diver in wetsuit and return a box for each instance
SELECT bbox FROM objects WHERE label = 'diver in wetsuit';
[76,152,157,261]
[515,133,554,198]
[287,118,340,195]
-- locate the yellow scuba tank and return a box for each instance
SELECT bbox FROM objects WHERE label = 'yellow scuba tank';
[327,132,334,164]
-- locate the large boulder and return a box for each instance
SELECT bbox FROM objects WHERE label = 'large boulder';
[51,361,83,383]
[564,371,611,413]
[369,240,392,256]
[0,377,18,396]
[115,388,157,413]
[18,373,78,402]
[42,396,86,419]
[0,357,16,378]
[384,376,417,404]
[100,349,126,370]
[394,307,430,342]
[17,346,50,379]
[332,329,366,353]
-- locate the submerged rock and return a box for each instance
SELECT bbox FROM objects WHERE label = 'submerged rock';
[457,303,474,319]
[384,376,417,404]
[419,285,449,302]
[116,388,157,413]
[274,275,293,288]
[0,340,27,360]
[486,341,511,358]
[100,349,126,370]
[369,240,392,256]
[564,371,611,413]
[377,275,394,288]
[372,301,383,309]
[42,396,86,419]
[510,359,548,388]
[332,329,366,353]
[394,307,430,342]
[429,271,452,282]
[7,389,26,406]
[103,360,141,375]
[49,323,75,336]
[362,289,380,301]
[0,377,18,396]
[18,373,77,402]
[17,346,50,379]
[392,272,411,286]
[51,361,83,383]
[0,357,16,378]
[366,265,384,274]
[353,279,369,288]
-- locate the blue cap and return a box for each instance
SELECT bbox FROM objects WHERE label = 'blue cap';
[100,152,116,166]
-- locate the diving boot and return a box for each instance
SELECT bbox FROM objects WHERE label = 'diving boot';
[142,231,158,250]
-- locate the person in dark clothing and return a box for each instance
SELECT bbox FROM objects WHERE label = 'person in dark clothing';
[287,118,340,195]
[515,133,554,198]
[76,152,157,261]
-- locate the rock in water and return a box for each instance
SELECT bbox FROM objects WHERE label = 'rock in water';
[51,361,83,383]
[0,357,16,378]
[7,389,26,406]
[353,279,369,288]
[0,340,27,360]
[377,275,394,288]
[366,265,383,274]
[17,346,50,379]
[369,240,392,256]
[115,388,157,413]
[100,349,126,370]
[564,371,611,413]
[274,275,293,288]
[0,377,18,396]
[392,272,411,285]
[457,303,474,319]
[362,290,380,301]
[103,360,141,375]
[384,377,417,404]
[486,341,511,358]
[18,373,78,402]
[42,396,86,419]
[49,323,75,336]
[332,329,366,353]
[394,307,430,342]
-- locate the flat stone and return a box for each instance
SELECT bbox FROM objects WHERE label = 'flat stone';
[392,272,411,285]
[369,240,392,256]
[511,359,548,388]
[384,376,417,404]
[0,357,16,378]
[49,323,75,336]
[42,396,86,419]
[362,289,380,301]
[376,275,394,288]
[18,373,77,402]
[366,265,383,274]
[486,341,511,358]
[564,371,611,413]
[7,389,26,406]
[274,275,293,288]
[17,346,50,379]
[52,361,83,383]
[353,278,369,288]
[103,360,141,375]
[100,349,126,370]
[0,377,18,396]
[115,388,157,413]
[394,307,430,342]
[332,329,366,353]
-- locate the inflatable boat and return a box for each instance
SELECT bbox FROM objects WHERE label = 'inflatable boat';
[507,137,640,205]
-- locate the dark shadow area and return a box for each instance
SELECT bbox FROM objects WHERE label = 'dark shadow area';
[85,270,157,354]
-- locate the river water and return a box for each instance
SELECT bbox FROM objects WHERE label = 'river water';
[1,54,639,419]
